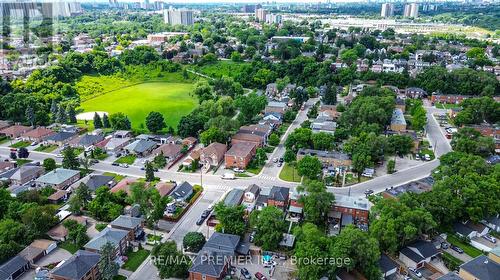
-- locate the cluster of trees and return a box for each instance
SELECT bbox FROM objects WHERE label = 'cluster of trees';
[405,99,427,131]
[453,96,499,126]
[87,186,127,222]
[451,127,495,157]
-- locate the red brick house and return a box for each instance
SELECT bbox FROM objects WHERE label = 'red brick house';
[267,186,290,210]
[431,94,469,104]
[0,124,33,138]
[224,141,257,169]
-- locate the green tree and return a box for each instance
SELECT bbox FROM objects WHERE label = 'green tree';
[153,153,167,168]
[25,106,35,126]
[451,127,495,157]
[268,133,280,146]
[69,183,92,214]
[93,112,103,129]
[102,113,110,128]
[214,203,246,236]
[67,105,77,124]
[283,149,296,163]
[312,132,335,151]
[63,219,89,248]
[322,85,337,105]
[352,151,371,182]
[297,155,322,180]
[387,159,395,174]
[293,223,333,279]
[109,112,132,130]
[152,241,190,279]
[99,242,120,280]
[230,51,242,62]
[62,147,80,170]
[182,232,206,253]
[145,161,155,182]
[146,111,166,133]
[235,92,267,124]
[254,206,286,251]
[56,104,67,124]
[298,180,335,226]
[199,127,226,145]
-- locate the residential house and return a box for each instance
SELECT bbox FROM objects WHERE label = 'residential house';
[0,161,15,172]
[47,190,70,204]
[288,189,303,221]
[155,181,176,197]
[458,247,500,280]
[104,137,131,153]
[224,142,257,169]
[1,165,44,185]
[182,148,201,167]
[232,124,272,147]
[259,112,283,128]
[310,114,337,134]
[200,142,227,168]
[483,214,500,232]
[182,137,197,148]
[0,256,30,280]
[0,125,33,138]
[114,130,132,139]
[0,120,11,130]
[84,227,128,257]
[297,148,352,168]
[50,250,100,280]
[189,232,249,280]
[109,215,145,241]
[35,168,80,189]
[242,184,260,212]
[110,178,137,195]
[82,175,115,192]
[44,131,78,146]
[453,221,489,240]
[399,240,439,269]
[329,195,370,229]
[223,189,244,207]
[18,239,57,264]
[153,143,183,163]
[390,108,407,132]
[405,87,427,99]
[265,101,288,115]
[268,186,289,210]
[319,105,341,120]
[124,139,157,157]
[47,215,88,241]
[70,134,105,149]
[20,127,55,142]
[382,177,434,200]
[170,181,193,202]
[436,272,463,280]
[431,94,469,105]
[136,134,173,145]
[378,254,399,279]
[395,98,406,113]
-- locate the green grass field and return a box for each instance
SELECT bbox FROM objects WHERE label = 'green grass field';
[114,155,137,165]
[193,60,250,79]
[80,82,196,130]
[447,235,484,257]
[279,163,301,182]
[122,249,150,271]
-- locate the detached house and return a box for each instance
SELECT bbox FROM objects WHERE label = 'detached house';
[170,181,193,202]
[124,139,157,157]
[200,142,227,168]
[268,186,289,210]
[109,215,145,241]
[1,165,44,186]
[50,250,100,280]
[0,124,32,138]
[153,143,183,163]
[399,240,439,269]
[84,227,128,257]
[224,142,257,169]
[20,127,55,142]
[390,108,407,132]
[35,168,80,189]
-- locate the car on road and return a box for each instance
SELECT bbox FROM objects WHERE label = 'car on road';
[364,189,374,196]
[112,162,119,166]
[255,272,267,280]
[120,163,129,168]
[424,154,431,161]
[415,154,420,160]
[273,158,278,163]
[196,217,205,226]
[409,267,422,278]
[201,210,211,219]
[90,159,99,164]
[30,141,38,146]
[277,162,282,167]
[56,154,64,158]
[483,234,497,243]
[221,173,235,180]
[279,157,284,163]
[403,276,411,280]
[450,245,464,254]
[240,268,251,279]
[441,242,449,249]
[233,168,245,173]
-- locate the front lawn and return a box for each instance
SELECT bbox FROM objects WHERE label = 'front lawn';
[10,141,31,148]
[0,136,9,144]
[16,159,33,166]
[103,172,126,182]
[279,163,301,182]
[114,155,137,165]
[122,249,150,272]
[447,235,483,258]
[246,165,263,175]
[60,241,80,254]
[34,144,58,153]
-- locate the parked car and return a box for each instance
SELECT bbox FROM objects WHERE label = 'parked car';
[273,158,278,163]
[221,173,235,180]
[112,162,119,166]
[233,168,245,173]
[424,154,431,161]
[30,141,38,146]
[364,189,374,196]
[201,210,211,219]
[196,217,205,226]
[409,267,422,278]
[120,163,129,168]
[483,234,497,243]
[255,272,267,280]
[450,245,464,254]
[441,242,449,249]
[279,157,284,163]
[240,268,251,279]
[415,154,420,160]
[277,162,282,167]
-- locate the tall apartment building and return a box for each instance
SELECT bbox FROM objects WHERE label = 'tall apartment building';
[404,3,419,18]
[255,8,267,23]
[266,14,282,24]
[164,7,194,26]
[380,3,394,18]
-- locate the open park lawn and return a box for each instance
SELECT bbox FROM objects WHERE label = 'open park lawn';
[114,155,137,165]
[80,82,196,130]
[279,163,301,182]
[122,249,150,272]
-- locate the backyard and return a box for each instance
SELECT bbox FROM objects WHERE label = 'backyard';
[80,81,197,130]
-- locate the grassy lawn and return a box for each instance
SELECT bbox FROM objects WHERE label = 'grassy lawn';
[114,155,137,165]
[80,81,196,130]
[246,165,264,175]
[447,235,484,257]
[345,173,371,185]
[441,251,464,271]
[34,144,58,153]
[59,241,80,254]
[9,141,31,148]
[435,103,460,109]
[122,249,150,271]
[16,159,32,166]
[103,172,126,181]
[279,163,301,182]
[0,136,9,144]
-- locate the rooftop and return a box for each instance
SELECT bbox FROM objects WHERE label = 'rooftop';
[50,250,100,280]
[110,215,143,230]
[35,168,79,185]
[84,227,128,252]
[334,195,370,211]
[460,255,500,280]
[391,108,406,126]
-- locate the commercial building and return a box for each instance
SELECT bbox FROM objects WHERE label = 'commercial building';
[380,3,394,18]
[164,7,194,25]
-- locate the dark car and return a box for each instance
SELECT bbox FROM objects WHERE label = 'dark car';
[201,210,211,219]
[279,157,284,163]
[240,268,251,279]
[450,245,463,254]
[112,162,119,166]
[196,217,205,226]
[441,242,449,249]
[255,272,267,280]
[364,189,374,196]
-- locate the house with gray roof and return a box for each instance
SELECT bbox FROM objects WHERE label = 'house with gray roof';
[104,137,131,153]
[72,134,105,148]
[44,131,78,146]
[223,189,244,207]
[390,108,407,132]
[297,148,352,168]
[1,165,44,186]
[35,168,80,189]
[124,139,157,157]
[50,250,100,280]
[189,232,249,280]
[399,240,439,269]
[0,255,29,280]
[84,227,128,257]
[82,175,115,192]
[459,250,500,280]
[436,272,463,280]
[109,215,144,241]
[170,181,193,202]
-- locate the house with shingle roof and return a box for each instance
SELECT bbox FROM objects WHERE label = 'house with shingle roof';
[399,240,439,269]
[20,127,55,142]
[18,239,57,264]
[110,178,137,195]
[153,143,183,162]
[189,232,249,280]
[170,181,193,202]
[82,175,115,192]
[0,124,32,138]
[84,227,128,256]
[35,168,80,189]
[109,215,144,241]
[44,131,78,146]
[155,181,176,197]
[268,186,289,210]
[200,142,227,168]
[104,137,130,153]
[458,247,500,280]
[70,134,105,148]
[390,108,407,132]
[0,255,30,280]
[224,141,256,169]
[124,139,157,157]
[50,250,100,280]
[1,165,44,186]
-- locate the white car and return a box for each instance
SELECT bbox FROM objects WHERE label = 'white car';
[483,234,497,243]
[424,154,431,161]
[409,267,422,278]
[221,173,235,180]
[233,168,245,173]
[56,154,64,158]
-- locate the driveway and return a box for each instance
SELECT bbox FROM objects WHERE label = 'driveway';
[36,247,73,267]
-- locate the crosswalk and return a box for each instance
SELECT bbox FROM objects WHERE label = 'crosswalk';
[257,175,278,181]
